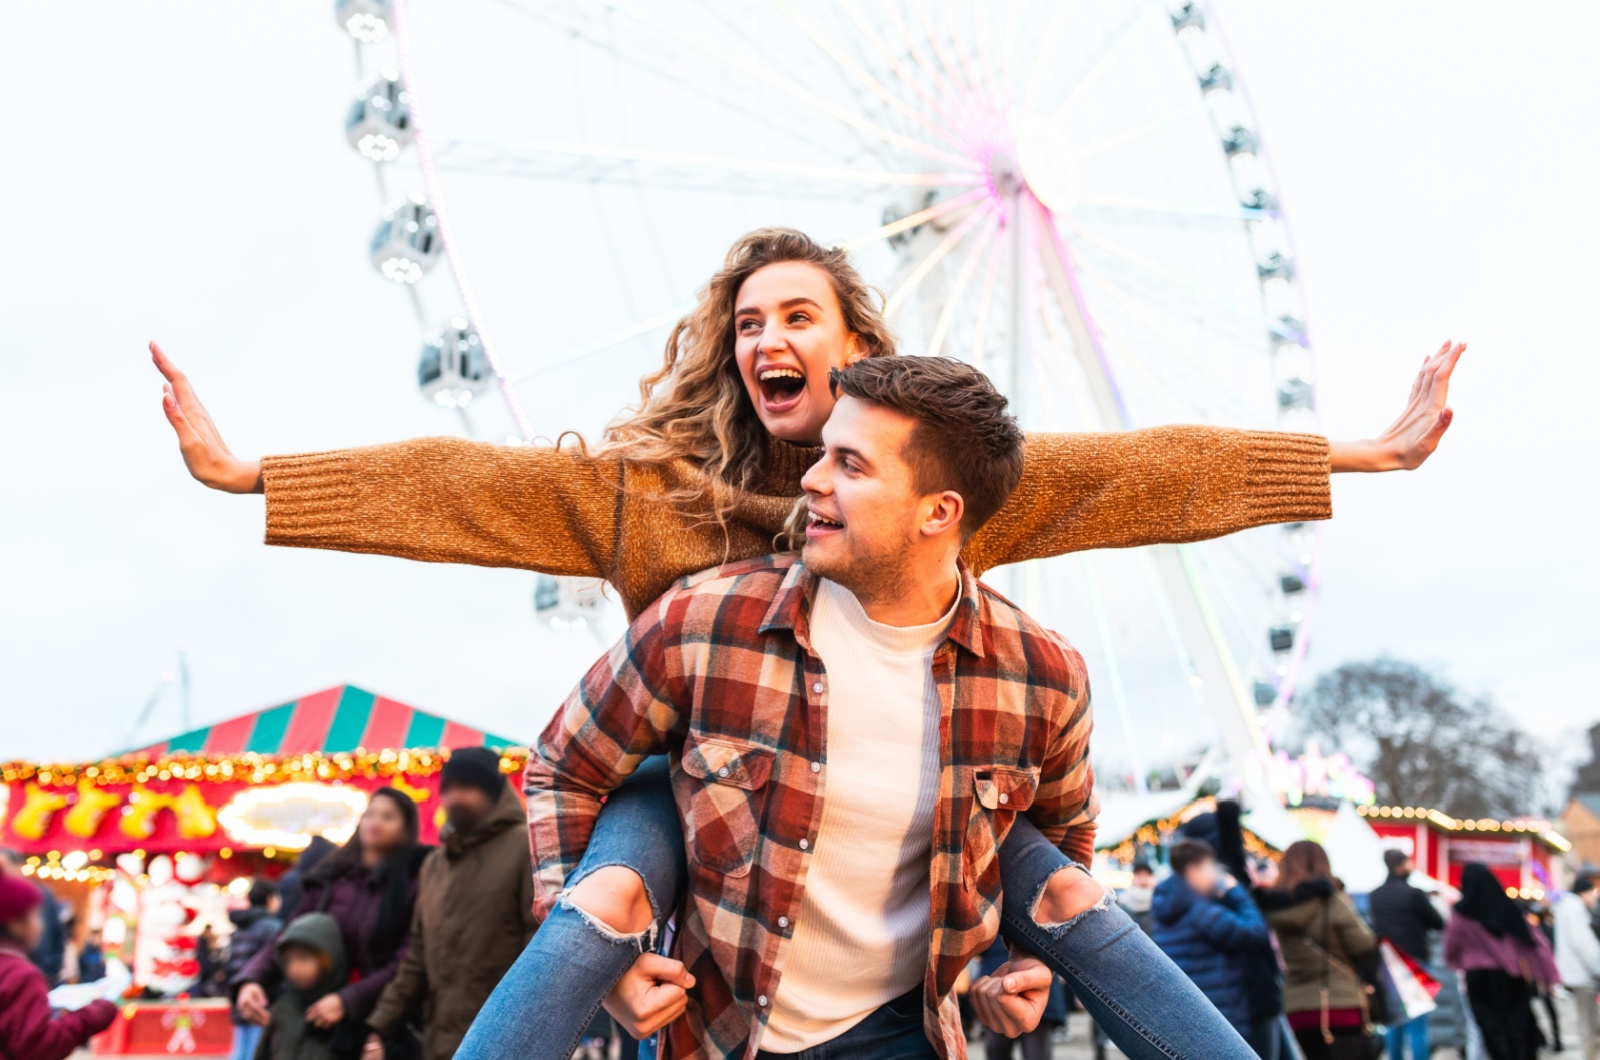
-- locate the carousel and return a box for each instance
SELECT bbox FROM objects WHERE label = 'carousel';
[1,684,523,1057]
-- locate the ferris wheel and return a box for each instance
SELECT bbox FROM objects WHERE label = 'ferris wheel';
[330,0,1322,794]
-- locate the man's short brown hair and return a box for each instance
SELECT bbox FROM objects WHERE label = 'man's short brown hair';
[828,357,1025,540]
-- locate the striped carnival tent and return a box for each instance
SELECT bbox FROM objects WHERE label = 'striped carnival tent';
[2,686,527,856]
[129,685,520,758]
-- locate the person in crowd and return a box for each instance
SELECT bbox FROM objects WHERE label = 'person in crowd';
[1368,849,1444,1060]
[1120,862,1157,935]
[1525,900,1562,1052]
[197,923,225,997]
[225,878,283,1060]
[276,837,337,924]
[1151,838,1271,1045]
[362,748,538,1060]
[1179,804,1285,1059]
[257,913,365,1060]
[1257,840,1377,1060]
[159,228,1462,1057]
[77,926,107,985]
[1444,863,1557,1060]
[974,936,1066,1060]
[0,849,66,987]
[234,790,428,1060]
[0,872,117,1060]
[474,357,1261,1060]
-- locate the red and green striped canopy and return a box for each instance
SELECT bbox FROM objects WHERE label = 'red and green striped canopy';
[131,685,520,758]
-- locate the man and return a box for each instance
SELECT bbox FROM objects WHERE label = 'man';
[0,849,64,986]
[1118,863,1156,936]
[1554,875,1600,1060]
[1150,839,1270,1045]
[524,357,1105,1060]
[1368,849,1444,1060]
[364,747,537,1060]
[224,879,282,1060]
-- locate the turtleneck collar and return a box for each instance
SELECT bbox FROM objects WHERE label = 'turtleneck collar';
[758,439,823,493]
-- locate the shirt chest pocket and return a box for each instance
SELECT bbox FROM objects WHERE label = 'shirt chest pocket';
[680,734,774,878]
[964,767,1038,888]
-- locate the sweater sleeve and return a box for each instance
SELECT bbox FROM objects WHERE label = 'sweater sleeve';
[262,438,623,580]
[963,427,1331,575]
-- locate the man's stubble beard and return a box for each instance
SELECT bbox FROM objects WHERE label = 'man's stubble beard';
[802,530,917,610]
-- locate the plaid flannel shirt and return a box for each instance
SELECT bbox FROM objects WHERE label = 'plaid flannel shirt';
[523,554,1096,1060]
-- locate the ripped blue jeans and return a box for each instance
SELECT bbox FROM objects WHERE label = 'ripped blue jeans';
[457,758,1252,1060]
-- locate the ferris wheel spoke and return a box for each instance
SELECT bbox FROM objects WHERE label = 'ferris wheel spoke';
[834,0,972,139]
[1047,0,1165,121]
[428,133,983,196]
[884,201,998,318]
[838,185,991,251]
[1018,1,1074,114]
[907,0,992,115]
[926,211,1001,358]
[881,1,980,123]
[1033,200,1130,429]
[1058,249,1270,423]
[1075,194,1277,222]
[1063,218,1306,342]
[1193,543,1278,673]
[1079,554,1150,796]
[1087,317,1206,424]
[506,304,692,383]
[966,0,1005,118]
[586,0,981,170]
[492,0,853,162]
[766,0,970,153]
[969,221,1007,369]
[1071,99,1224,162]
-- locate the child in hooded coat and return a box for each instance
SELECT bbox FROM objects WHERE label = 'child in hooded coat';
[256,913,364,1060]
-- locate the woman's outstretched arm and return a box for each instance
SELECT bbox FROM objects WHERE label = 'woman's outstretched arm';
[153,342,620,579]
[964,340,1463,573]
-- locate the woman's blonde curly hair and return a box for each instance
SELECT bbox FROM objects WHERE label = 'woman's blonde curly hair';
[590,227,897,527]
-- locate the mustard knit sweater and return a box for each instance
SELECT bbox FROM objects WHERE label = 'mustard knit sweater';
[261,427,1331,620]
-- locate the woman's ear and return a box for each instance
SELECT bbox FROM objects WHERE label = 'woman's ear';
[846,334,867,364]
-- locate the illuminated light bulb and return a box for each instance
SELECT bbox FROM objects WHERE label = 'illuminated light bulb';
[335,0,392,43]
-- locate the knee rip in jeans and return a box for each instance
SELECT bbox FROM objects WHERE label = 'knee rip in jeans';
[557,889,659,955]
[1029,866,1112,934]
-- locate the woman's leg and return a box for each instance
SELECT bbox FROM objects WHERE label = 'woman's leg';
[457,758,686,1060]
[996,817,1256,1060]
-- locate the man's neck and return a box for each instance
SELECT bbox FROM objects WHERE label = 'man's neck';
[852,564,961,627]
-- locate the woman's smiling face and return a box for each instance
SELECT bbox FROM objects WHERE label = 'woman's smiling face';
[732,260,865,446]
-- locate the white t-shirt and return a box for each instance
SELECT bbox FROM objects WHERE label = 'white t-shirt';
[761,577,957,1052]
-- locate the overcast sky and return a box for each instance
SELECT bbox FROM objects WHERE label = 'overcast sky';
[2,2,1596,773]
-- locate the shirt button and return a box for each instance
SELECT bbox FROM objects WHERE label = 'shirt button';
[778,917,789,928]
[813,682,824,694]
[811,762,821,773]
[999,793,1009,805]
[717,767,730,778]
[799,839,809,850]
[758,995,768,1007]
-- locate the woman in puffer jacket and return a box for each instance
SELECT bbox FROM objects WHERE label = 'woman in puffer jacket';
[1256,841,1377,1060]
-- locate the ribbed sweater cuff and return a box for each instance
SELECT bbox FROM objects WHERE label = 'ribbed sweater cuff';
[1243,431,1332,525]
[261,450,368,547]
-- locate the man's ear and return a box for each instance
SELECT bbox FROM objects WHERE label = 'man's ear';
[922,490,964,539]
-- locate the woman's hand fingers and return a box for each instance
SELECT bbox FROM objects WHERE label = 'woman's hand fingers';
[151,341,263,492]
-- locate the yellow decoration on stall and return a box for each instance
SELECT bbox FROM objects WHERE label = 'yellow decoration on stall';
[391,777,431,804]
[11,784,69,840]
[118,784,217,840]
[62,780,121,838]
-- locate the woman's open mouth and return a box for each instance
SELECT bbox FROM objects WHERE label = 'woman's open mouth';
[756,365,807,413]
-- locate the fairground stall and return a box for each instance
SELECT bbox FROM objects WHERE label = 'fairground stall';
[1358,804,1570,900]
[0,684,523,1057]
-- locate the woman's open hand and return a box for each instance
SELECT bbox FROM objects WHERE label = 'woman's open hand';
[152,341,264,493]
[1329,340,1464,473]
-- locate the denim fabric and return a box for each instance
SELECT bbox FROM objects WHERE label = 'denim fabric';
[754,988,936,1060]
[456,758,685,1060]
[1386,1015,1429,1060]
[229,1023,263,1060]
[460,761,1253,1060]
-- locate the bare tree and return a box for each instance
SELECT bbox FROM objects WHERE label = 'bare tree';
[1295,658,1547,819]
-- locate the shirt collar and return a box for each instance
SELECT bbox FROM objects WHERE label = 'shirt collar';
[760,556,987,658]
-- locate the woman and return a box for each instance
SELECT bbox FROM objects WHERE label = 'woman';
[233,789,428,1060]
[160,229,1462,1058]
[1444,863,1557,1060]
[1257,840,1378,1060]
[0,873,117,1060]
